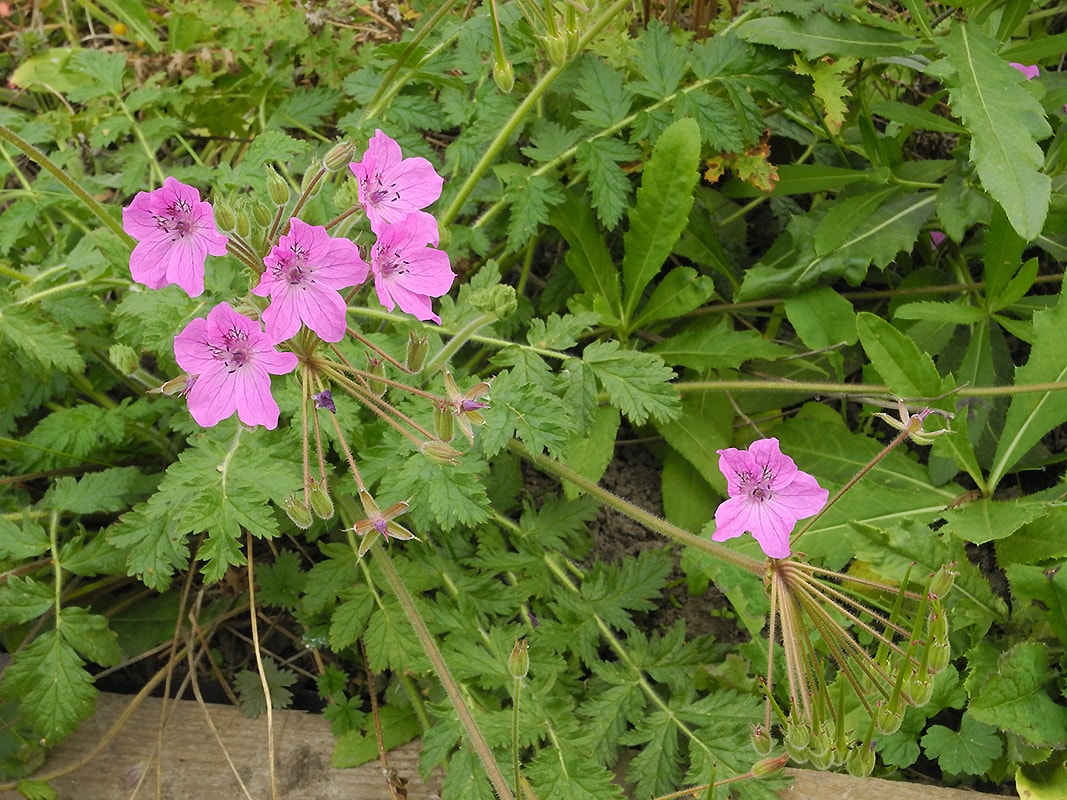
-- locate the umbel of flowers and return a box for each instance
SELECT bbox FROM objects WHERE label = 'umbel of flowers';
[123,130,484,552]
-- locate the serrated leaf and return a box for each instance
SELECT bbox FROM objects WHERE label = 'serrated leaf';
[106,500,191,591]
[328,592,376,651]
[562,405,620,501]
[650,317,791,370]
[921,715,1002,776]
[573,58,633,129]
[392,453,493,531]
[989,285,1067,490]
[267,87,341,131]
[58,607,121,666]
[0,631,95,743]
[257,550,306,611]
[233,658,296,717]
[504,172,565,251]
[928,22,1052,240]
[939,499,1045,545]
[0,518,49,560]
[966,642,1067,748]
[45,467,151,515]
[736,15,919,58]
[621,117,701,326]
[582,340,679,424]
[630,20,687,99]
[0,304,84,373]
[655,393,733,493]
[1005,563,1067,648]
[549,193,622,321]
[362,597,431,674]
[814,187,898,256]
[0,575,55,626]
[783,286,858,349]
[576,136,640,230]
[856,312,944,398]
[630,267,715,331]
[793,55,855,133]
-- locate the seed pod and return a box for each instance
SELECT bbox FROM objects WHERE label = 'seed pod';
[926,641,951,675]
[406,332,429,373]
[908,674,934,706]
[875,701,903,735]
[214,200,237,233]
[433,403,455,443]
[308,478,335,520]
[282,494,314,529]
[366,356,387,397]
[846,743,875,778]
[266,165,290,206]
[929,564,956,599]
[323,140,356,171]
[493,57,515,93]
[508,639,529,679]
[752,755,788,778]
[541,32,568,67]
[251,200,273,227]
[420,440,462,465]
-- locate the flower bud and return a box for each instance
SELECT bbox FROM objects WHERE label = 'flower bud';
[508,639,529,679]
[149,374,196,397]
[750,724,774,756]
[214,200,237,233]
[929,564,956,599]
[433,403,455,443]
[470,284,518,320]
[493,56,515,93]
[282,494,314,529]
[751,755,788,779]
[406,331,429,373]
[808,747,835,770]
[265,165,290,206]
[366,356,387,397]
[109,343,140,375]
[846,743,875,778]
[926,641,951,675]
[251,200,273,227]
[541,32,569,67]
[874,701,903,735]
[907,674,934,706]
[235,205,252,238]
[308,478,335,520]
[323,140,356,172]
[421,440,462,465]
[929,610,949,644]
[782,721,810,762]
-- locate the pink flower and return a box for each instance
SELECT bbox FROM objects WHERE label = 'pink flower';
[712,438,828,559]
[253,218,369,343]
[349,130,444,231]
[369,211,455,324]
[1009,62,1040,80]
[929,231,946,248]
[122,177,228,297]
[173,303,298,429]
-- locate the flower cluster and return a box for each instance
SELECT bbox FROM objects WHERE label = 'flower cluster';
[122,131,456,430]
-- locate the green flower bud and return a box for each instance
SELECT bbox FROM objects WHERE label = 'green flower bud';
[908,674,934,706]
[433,403,455,443]
[323,140,356,172]
[783,721,810,762]
[469,284,518,320]
[266,165,290,206]
[926,641,951,675]
[808,746,835,770]
[751,755,788,779]
[493,57,515,93]
[214,200,237,234]
[541,32,569,67]
[421,440,463,465]
[366,356,387,397]
[406,331,429,373]
[282,494,314,529]
[251,200,273,227]
[308,478,335,520]
[929,610,949,644]
[109,343,140,375]
[750,724,774,756]
[235,207,252,239]
[875,701,903,735]
[846,743,875,778]
[508,639,529,678]
[929,564,956,599]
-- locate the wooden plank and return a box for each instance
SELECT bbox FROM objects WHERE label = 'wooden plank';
[29,692,439,799]
[27,693,998,799]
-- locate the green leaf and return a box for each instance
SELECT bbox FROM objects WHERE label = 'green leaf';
[736,15,919,58]
[331,705,420,768]
[582,340,680,425]
[562,405,620,501]
[783,286,858,349]
[503,171,565,251]
[94,0,163,51]
[233,658,296,717]
[939,499,1046,545]
[0,575,54,627]
[65,50,126,97]
[58,607,121,667]
[630,20,687,99]
[622,116,700,325]
[814,187,898,256]
[893,301,987,325]
[927,22,1052,240]
[328,591,376,651]
[766,164,880,196]
[650,317,791,370]
[526,737,627,800]
[871,100,967,134]
[45,467,152,515]
[996,507,1067,565]
[0,518,49,560]
[921,714,1002,776]
[549,193,622,322]
[629,267,715,331]
[0,631,95,743]
[0,303,84,373]
[655,393,733,493]
[1006,563,1067,648]
[575,135,641,230]
[989,284,1067,490]
[573,57,634,129]
[966,641,1067,748]
[856,312,944,398]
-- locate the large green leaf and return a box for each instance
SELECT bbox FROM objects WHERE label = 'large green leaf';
[736,15,919,58]
[857,312,944,399]
[549,193,622,325]
[621,117,701,329]
[927,22,1052,240]
[988,283,1067,490]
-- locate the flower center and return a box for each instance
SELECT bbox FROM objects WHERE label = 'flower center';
[157,199,195,242]
[738,467,776,502]
[213,326,251,372]
[368,172,399,205]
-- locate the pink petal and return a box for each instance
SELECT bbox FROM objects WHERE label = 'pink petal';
[1009,62,1040,80]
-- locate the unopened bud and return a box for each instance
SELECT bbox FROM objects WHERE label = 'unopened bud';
[469,284,518,320]
[751,755,788,779]
[251,200,273,227]
[541,32,568,67]
[308,478,335,520]
[783,721,810,762]
[323,140,356,171]
[508,639,529,678]
[406,331,429,372]
[235,207,252,239]
[929,610,949,644]
[908,674,934,705]
[420,440,463,465]
[282,494,314,529]
[266,165,290,206]
[433,403,455,443]
[875,701,903,735]
[926,641,951,675]
[493,57,515,93]
[846,743,875,778]
[109,343,140,375]
[929,564,956,599]
[366,356,387,397]
[750,724,773,756]
[149,374,196,397]
[214,200,237,233]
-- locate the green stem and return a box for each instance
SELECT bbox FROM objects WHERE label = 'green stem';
[0,124,132,245]
[368,542,515,800]
[423,312,500,373]
[510,442,765,576]
[439,0,632,228]
[676,379,1067,398]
